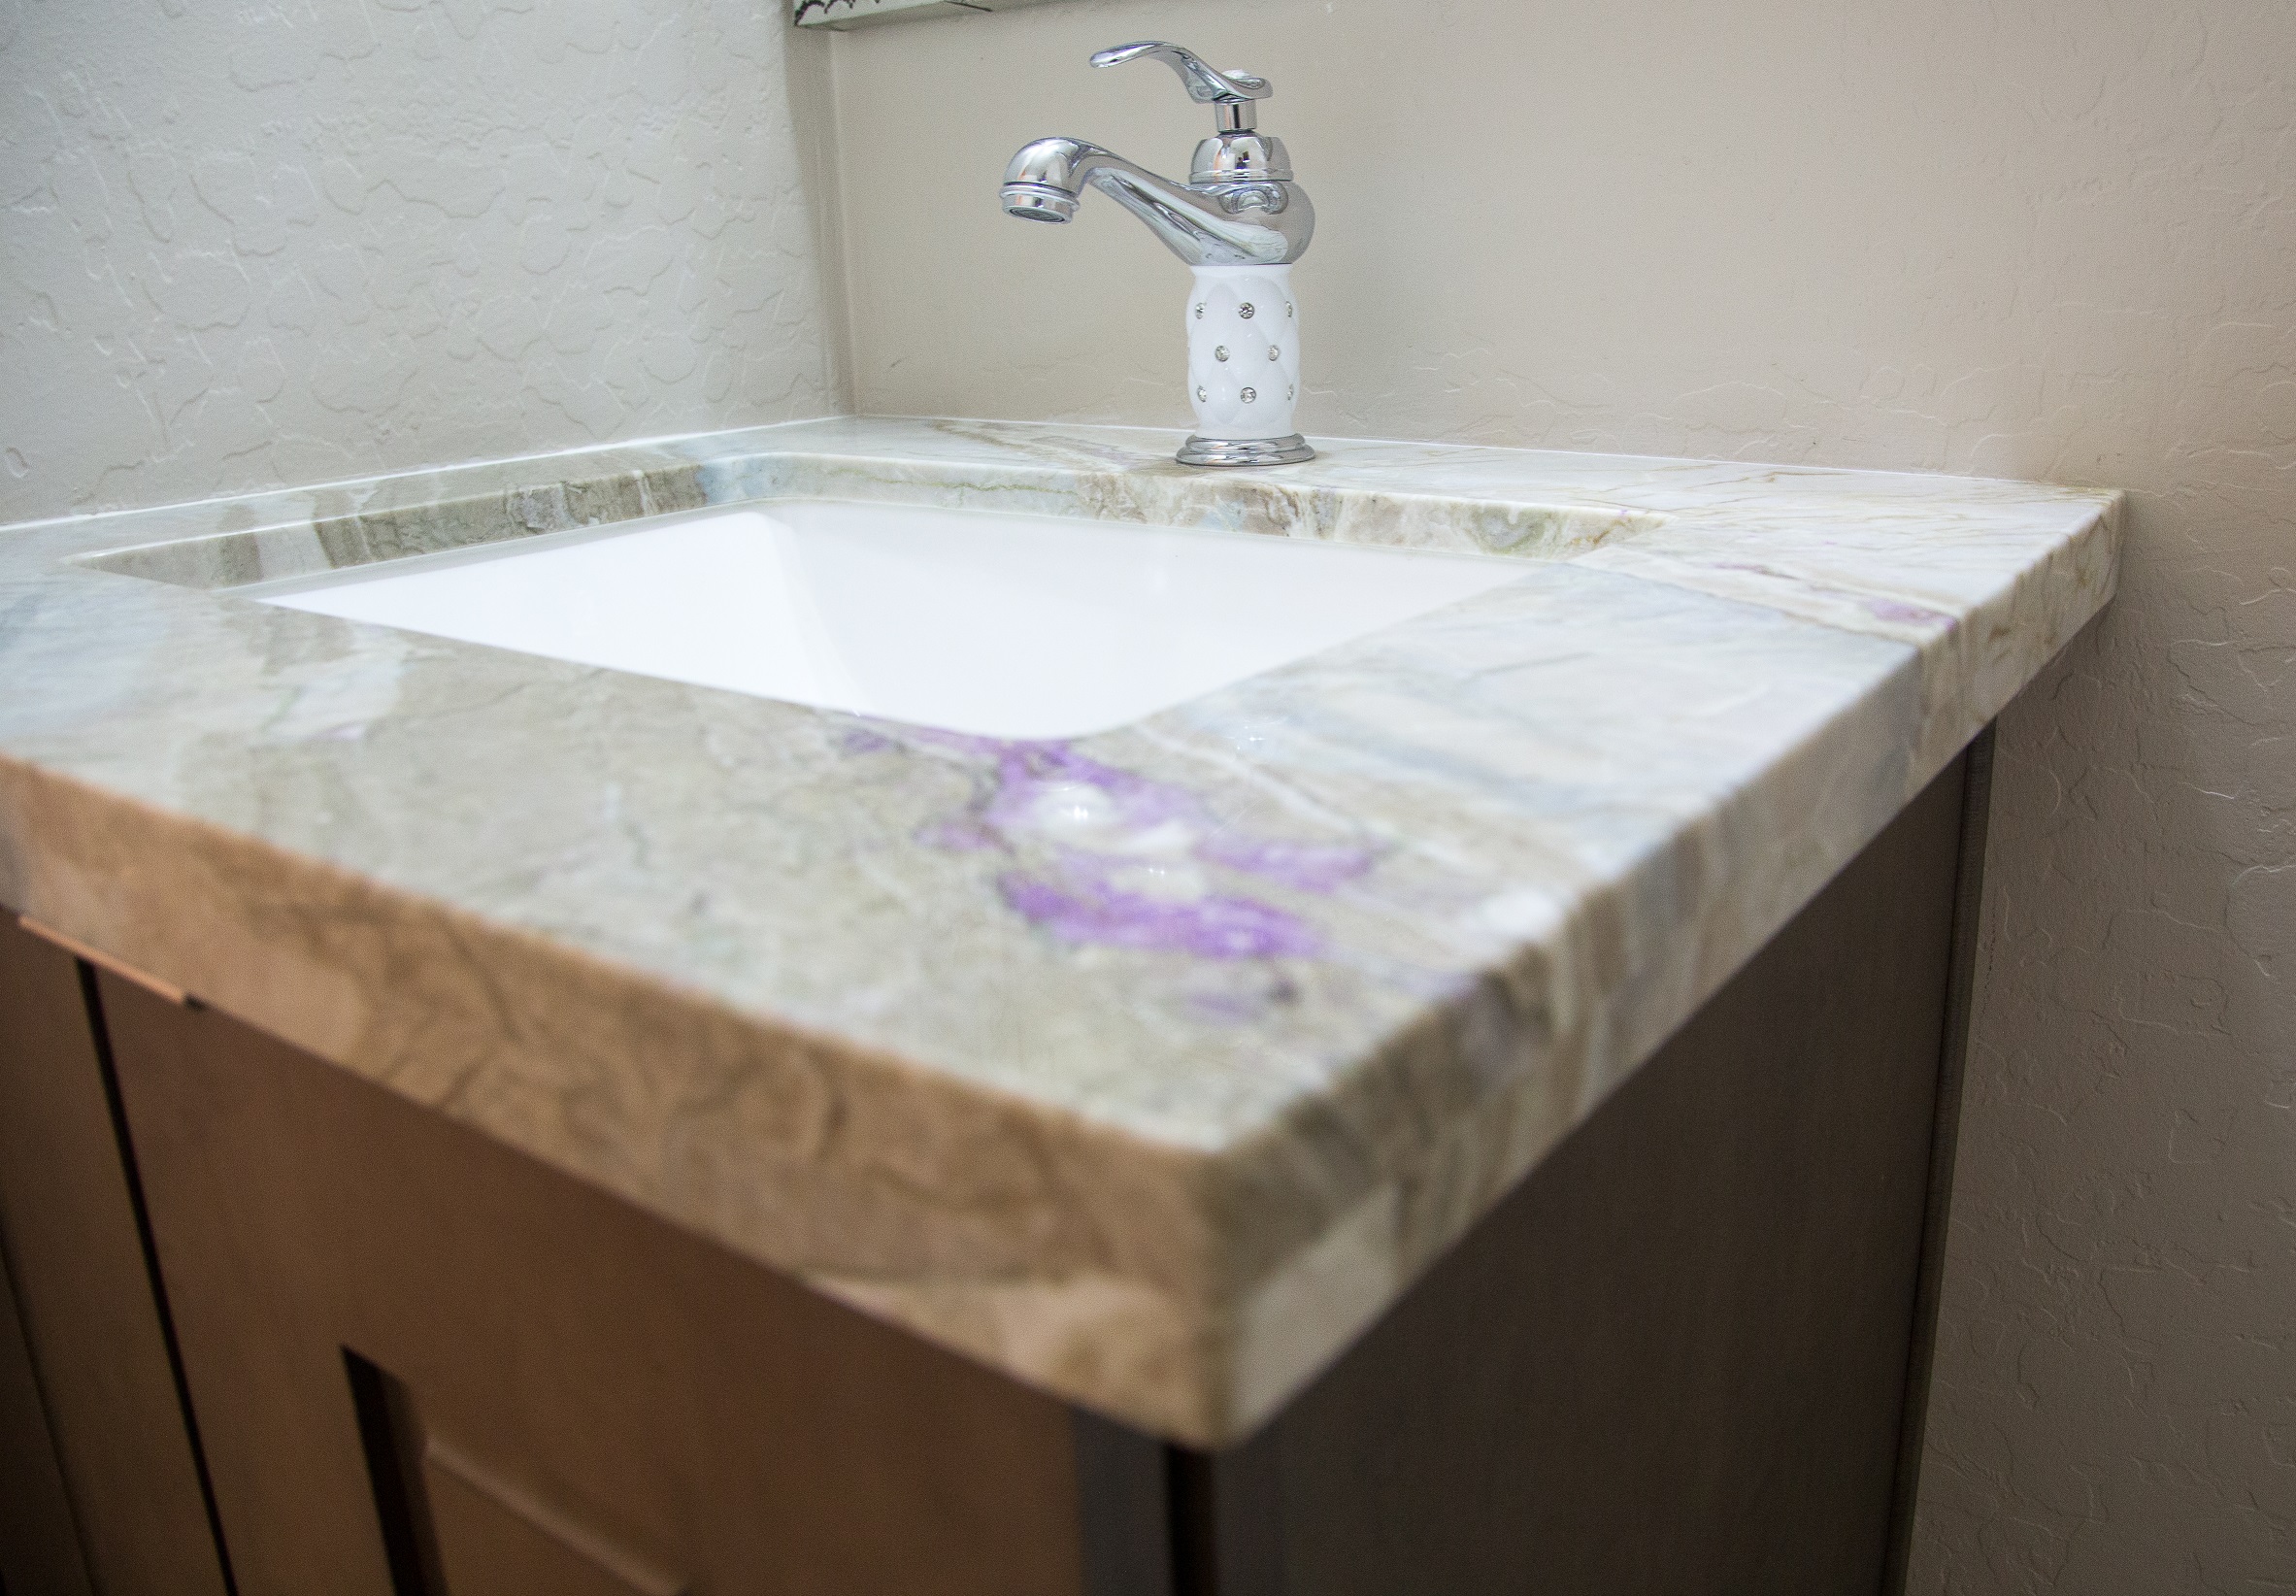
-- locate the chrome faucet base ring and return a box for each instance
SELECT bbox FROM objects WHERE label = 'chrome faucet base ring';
[1176,433,1314,468]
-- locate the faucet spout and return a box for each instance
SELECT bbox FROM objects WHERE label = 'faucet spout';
[1000,138,1313,267]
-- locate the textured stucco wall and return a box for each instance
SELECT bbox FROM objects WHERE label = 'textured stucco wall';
[832,1,2295,1589]
[0,0,849,523]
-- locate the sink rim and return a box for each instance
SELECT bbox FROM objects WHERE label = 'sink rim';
[64,452,1670,597]
[229,495,1542,741]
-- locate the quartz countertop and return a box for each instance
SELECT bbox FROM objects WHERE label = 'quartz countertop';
[0,417,2117,1445]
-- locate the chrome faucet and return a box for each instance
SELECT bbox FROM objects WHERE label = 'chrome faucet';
[1002,43,1315,467]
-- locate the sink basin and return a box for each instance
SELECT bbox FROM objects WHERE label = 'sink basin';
[250,499,1527,739]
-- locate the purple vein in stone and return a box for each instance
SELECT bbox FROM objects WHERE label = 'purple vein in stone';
[852,728,1375,959]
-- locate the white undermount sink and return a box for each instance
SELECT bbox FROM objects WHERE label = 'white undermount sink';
[250,499,1526,739]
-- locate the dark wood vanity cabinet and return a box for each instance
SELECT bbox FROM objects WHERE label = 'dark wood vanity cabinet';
[0,741,1984,1596]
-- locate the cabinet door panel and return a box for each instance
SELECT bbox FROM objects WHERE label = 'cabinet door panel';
[0,913,228,1596]
[0,1233,95,1596]
[101,971,1087,1596]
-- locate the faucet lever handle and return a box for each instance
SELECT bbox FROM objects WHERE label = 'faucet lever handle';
[1090,42,1272,129]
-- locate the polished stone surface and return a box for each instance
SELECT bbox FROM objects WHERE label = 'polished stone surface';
[0,417,2117,1443]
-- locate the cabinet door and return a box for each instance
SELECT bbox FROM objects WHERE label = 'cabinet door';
[0,1231,94,1596]
[0,913,229,1596]
[99,971,1091,1596]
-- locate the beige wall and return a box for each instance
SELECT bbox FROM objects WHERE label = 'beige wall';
[831,2,2296,1590]
[0,0,850,523]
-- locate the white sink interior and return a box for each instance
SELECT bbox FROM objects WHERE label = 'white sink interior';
[250,499,1527,739]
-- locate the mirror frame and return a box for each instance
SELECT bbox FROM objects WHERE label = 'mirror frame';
[795,0,1074,29]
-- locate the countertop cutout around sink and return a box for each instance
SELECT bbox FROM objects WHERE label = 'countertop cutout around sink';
[247,498,1530,739]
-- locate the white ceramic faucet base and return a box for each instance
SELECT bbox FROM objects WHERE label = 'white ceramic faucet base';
[1181,264,1312,466]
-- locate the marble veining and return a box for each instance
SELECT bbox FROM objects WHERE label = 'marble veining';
[0,417,2118,1444]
